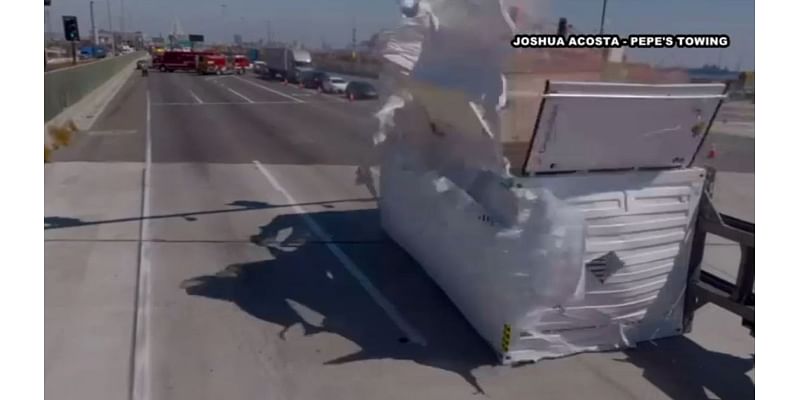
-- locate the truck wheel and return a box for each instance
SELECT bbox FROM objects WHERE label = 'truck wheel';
[159,65,166,72]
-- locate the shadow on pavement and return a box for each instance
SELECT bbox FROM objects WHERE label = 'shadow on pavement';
[181,208,755,397]
[44,198,373,230]
[622,336,754,400]
[182,208,494,394]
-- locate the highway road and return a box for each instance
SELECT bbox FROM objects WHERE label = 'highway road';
[45,70,755,400]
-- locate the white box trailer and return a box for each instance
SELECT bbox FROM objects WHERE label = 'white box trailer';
[379,81,750,363]
[261,47,313,83]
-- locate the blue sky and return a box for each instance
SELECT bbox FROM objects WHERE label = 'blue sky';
[552,0,754,69]
[45,0,754,69]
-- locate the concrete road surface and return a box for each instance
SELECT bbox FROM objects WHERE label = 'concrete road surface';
[693,101,755,284]
[45,71,755,400]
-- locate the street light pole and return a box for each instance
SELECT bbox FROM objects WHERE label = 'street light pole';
[45,7,53,43]
[45,4,51,71]
[107,0,116,55]
[90,1,98,46]
[599,0,608,34]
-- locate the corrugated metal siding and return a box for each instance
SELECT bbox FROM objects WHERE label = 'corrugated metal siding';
[523,168,705,340]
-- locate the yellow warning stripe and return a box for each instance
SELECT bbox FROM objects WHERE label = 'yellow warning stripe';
[501,324,512,353]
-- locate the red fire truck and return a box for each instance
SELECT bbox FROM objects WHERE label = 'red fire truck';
[233,55,250,74]
[197,54,230,75]
[195,54,250,75]
[155,51,216,72]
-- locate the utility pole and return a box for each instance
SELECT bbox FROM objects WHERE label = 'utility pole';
[45,7,53,43]
[599,0,608,34]
[266,20,271,46]
[90,1,98,46]
[45,3,51,71]
[106,0,116,55]
[351,19,357,60]
[120,0,126,35]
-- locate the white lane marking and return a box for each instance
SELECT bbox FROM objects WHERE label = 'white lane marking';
[152,101,302,106]
[132,90,154,400]
[188,89,204,104]
[86,129,138,136]
[227,87,255,104]
[251,160,426,346]
[145,91,152,167]
[234,76,305,103]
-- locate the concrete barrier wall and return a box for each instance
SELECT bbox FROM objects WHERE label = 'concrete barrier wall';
[44,51,145,122]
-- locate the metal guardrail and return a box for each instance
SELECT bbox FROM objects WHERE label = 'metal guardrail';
[684,168,755,336]
[44,51,146,122]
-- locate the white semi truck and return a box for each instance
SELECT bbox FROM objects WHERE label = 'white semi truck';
[261,47,313,83]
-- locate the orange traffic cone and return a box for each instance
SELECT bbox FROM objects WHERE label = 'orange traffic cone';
[707,144,717,159]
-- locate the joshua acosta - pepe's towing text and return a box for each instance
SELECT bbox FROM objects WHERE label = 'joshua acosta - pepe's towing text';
[511,34,730,49]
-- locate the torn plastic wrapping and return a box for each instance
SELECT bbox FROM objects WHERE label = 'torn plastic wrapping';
[373,0,642,360]
[379,140,636,359]
[375,0,554,179]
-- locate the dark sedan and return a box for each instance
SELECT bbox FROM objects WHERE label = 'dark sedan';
[300,71,329,90]
[345,81,378,100]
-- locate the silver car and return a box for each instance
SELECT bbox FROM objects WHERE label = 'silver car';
[322,76,348,94]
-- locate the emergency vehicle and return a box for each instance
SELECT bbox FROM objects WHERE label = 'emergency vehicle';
[197,54,229,75]
[155,51,215,72]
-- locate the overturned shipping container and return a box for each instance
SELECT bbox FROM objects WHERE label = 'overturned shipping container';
[375,0,725,363]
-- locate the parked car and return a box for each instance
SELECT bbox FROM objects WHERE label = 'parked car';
[300,71,329,90]
[80,46,107,59]
[322,76,348,93]
[345,81,378,100]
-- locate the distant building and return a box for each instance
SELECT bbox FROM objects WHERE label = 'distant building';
[93,29,145,50]
[687,65,741,83]
[96,30,114,47]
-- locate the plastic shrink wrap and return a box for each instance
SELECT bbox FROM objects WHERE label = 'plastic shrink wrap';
[373,0,640,362]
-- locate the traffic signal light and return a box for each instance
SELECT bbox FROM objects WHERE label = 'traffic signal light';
[62,16,80,41]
